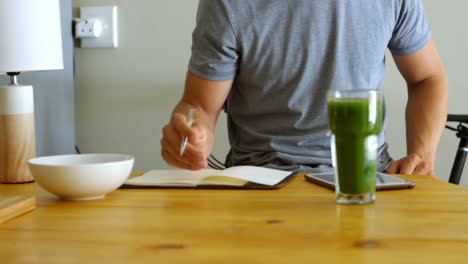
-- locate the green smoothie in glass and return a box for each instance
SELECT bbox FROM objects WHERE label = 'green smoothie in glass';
[327,90,383,204]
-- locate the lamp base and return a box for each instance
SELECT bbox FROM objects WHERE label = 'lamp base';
[0,85,35,183]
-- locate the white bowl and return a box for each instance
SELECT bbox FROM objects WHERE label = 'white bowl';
[28,154,134,201]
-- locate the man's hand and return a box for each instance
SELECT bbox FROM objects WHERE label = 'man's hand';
[160,71,233,170]
[161,103,213,170]
[386,153,435,177]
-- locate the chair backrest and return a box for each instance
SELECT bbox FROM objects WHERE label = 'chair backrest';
[446,114,468,185]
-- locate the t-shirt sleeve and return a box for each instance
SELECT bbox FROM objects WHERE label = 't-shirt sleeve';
[188,0,239,81]
[388,0,431,56]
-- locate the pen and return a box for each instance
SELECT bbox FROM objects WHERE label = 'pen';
[179,108,195,156]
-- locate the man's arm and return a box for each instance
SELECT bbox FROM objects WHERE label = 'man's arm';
[161,71,232,170]
[387,38,448,176]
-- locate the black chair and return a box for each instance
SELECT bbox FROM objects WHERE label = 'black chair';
[446,114,468,185]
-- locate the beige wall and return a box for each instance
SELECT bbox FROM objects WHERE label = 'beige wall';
[73,0,468,185]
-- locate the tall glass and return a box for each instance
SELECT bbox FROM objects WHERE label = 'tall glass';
[327,90,383,204]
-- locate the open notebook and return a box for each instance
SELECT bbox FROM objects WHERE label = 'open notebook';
[122,166,297,189]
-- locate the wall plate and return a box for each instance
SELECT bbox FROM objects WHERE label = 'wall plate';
[79,6,118,48]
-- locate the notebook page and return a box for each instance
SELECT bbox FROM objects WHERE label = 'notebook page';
[220,166,292,186]
[124,169,221,186]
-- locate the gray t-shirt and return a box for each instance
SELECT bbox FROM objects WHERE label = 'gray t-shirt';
[189,0,431,172]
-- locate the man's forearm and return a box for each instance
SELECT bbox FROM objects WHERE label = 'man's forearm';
[161,72,233,170]
[388,38,447,175]
[179,71,233,131]
[405,73,448,163]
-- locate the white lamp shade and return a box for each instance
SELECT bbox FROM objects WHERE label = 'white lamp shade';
[0,0,64,73]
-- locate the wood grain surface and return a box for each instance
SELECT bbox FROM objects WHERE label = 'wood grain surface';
[0,174,467,263]
[0,113,35,183]
[0,195,35,224]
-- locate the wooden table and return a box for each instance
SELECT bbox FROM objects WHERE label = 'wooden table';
[1,174,468,263]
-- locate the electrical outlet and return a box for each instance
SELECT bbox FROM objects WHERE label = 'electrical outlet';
[79,6,118,48]
[75,18,103,38]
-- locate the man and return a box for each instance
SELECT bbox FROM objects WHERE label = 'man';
[161,0,448,176]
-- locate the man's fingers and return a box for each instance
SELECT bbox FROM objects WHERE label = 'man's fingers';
[399,162,417,175]
[413,162,434,176]
[189,124,207,144]
[161,136,207,169]
[161,125,209,170]
[386,154,436,177]
[386,161,400,174]
[161,147,195,170]
[165,110,206,152]
[172,112,206,145]
[177,143,208,169]
[162,124,182,151]
[399,154,422,175]
[171,112,190,135]
[160,137,192,166]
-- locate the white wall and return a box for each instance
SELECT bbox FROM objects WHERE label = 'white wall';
[73,0,468,185]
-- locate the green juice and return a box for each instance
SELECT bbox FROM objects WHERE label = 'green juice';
[328,97,383,195]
